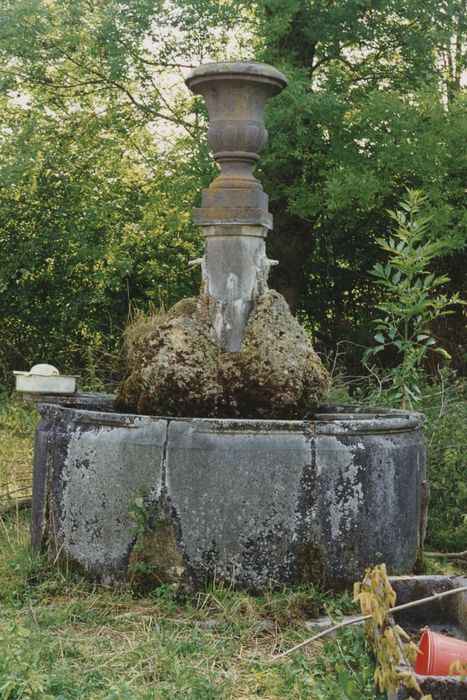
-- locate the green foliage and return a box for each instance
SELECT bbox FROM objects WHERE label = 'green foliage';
[0,0,465,384]
[0,0,226,385]
[127,486,160,581]
[421,374,467,551]
[0,395,36,507]
[0,393,37,438]
[0,624,54,699]
[127,487,152,539]
[0,102,205,385]
[256,0,466,363]
[363,190,462,408]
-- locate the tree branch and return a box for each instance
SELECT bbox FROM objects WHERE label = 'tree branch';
[49,45,197,135]
[425,550,467,561]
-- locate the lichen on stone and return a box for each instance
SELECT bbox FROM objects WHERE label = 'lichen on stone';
[116,290,330,419]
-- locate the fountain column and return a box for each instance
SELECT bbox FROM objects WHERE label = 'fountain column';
[185,62,287,351]
[25,61,426,593]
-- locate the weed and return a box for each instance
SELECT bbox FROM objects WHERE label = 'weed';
[0,393,36,508]
[420,372,467,550]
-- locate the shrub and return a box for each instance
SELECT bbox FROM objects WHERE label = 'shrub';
[363,190,461,409]
[420,373,467,551]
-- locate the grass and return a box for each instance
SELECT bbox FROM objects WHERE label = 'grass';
[0,398,380,698]
[0,397,379,699]
[0,381,464,699]
[0,510,380,699]
[421,375,467,551]
[0,395,36,508]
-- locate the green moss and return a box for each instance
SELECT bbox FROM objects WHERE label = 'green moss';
[127,489,189,595]
[295,541,327,588]
[129,519,188,594]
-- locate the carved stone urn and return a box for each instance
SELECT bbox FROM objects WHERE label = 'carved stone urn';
[186,62,287,351]
[186,61,287,228]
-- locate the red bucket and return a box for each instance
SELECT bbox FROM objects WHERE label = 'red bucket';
[415,627,467,676]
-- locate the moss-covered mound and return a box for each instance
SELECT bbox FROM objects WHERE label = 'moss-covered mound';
[115,290,330,419]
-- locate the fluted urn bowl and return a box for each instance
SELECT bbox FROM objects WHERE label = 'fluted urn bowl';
[186,61,287,170]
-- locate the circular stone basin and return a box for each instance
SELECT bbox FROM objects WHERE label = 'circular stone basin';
[31,395,426,591]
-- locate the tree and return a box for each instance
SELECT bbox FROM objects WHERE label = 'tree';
[0,0,464,382]
[0,101,207,380]
[0,0,231,380]
[255,0,466,364]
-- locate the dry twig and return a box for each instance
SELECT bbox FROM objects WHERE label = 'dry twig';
[272,585,467,660]
[425,550,467,562]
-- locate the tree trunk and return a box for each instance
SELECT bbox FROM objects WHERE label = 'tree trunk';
[267,205,315,313]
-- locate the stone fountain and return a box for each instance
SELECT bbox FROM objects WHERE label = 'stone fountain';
[27,62,427,592]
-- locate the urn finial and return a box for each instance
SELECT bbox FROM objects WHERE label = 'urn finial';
[186,61,287,229]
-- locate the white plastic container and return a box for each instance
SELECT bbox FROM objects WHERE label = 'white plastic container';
[14,364,77,395]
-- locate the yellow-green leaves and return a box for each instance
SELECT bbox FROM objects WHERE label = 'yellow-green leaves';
[354,564,432,700]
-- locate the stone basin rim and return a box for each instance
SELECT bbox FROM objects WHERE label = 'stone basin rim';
[36,399,424,435]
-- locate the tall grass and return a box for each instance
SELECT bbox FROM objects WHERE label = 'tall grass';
[0,394,36,509]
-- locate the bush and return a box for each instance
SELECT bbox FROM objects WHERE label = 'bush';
[363,190,461,409]
[420,373,467,551]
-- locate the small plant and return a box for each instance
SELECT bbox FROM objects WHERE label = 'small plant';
[0,623,54,699]
[127,486,158,580]
[363,189,461,409]
[127,486,152,542]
